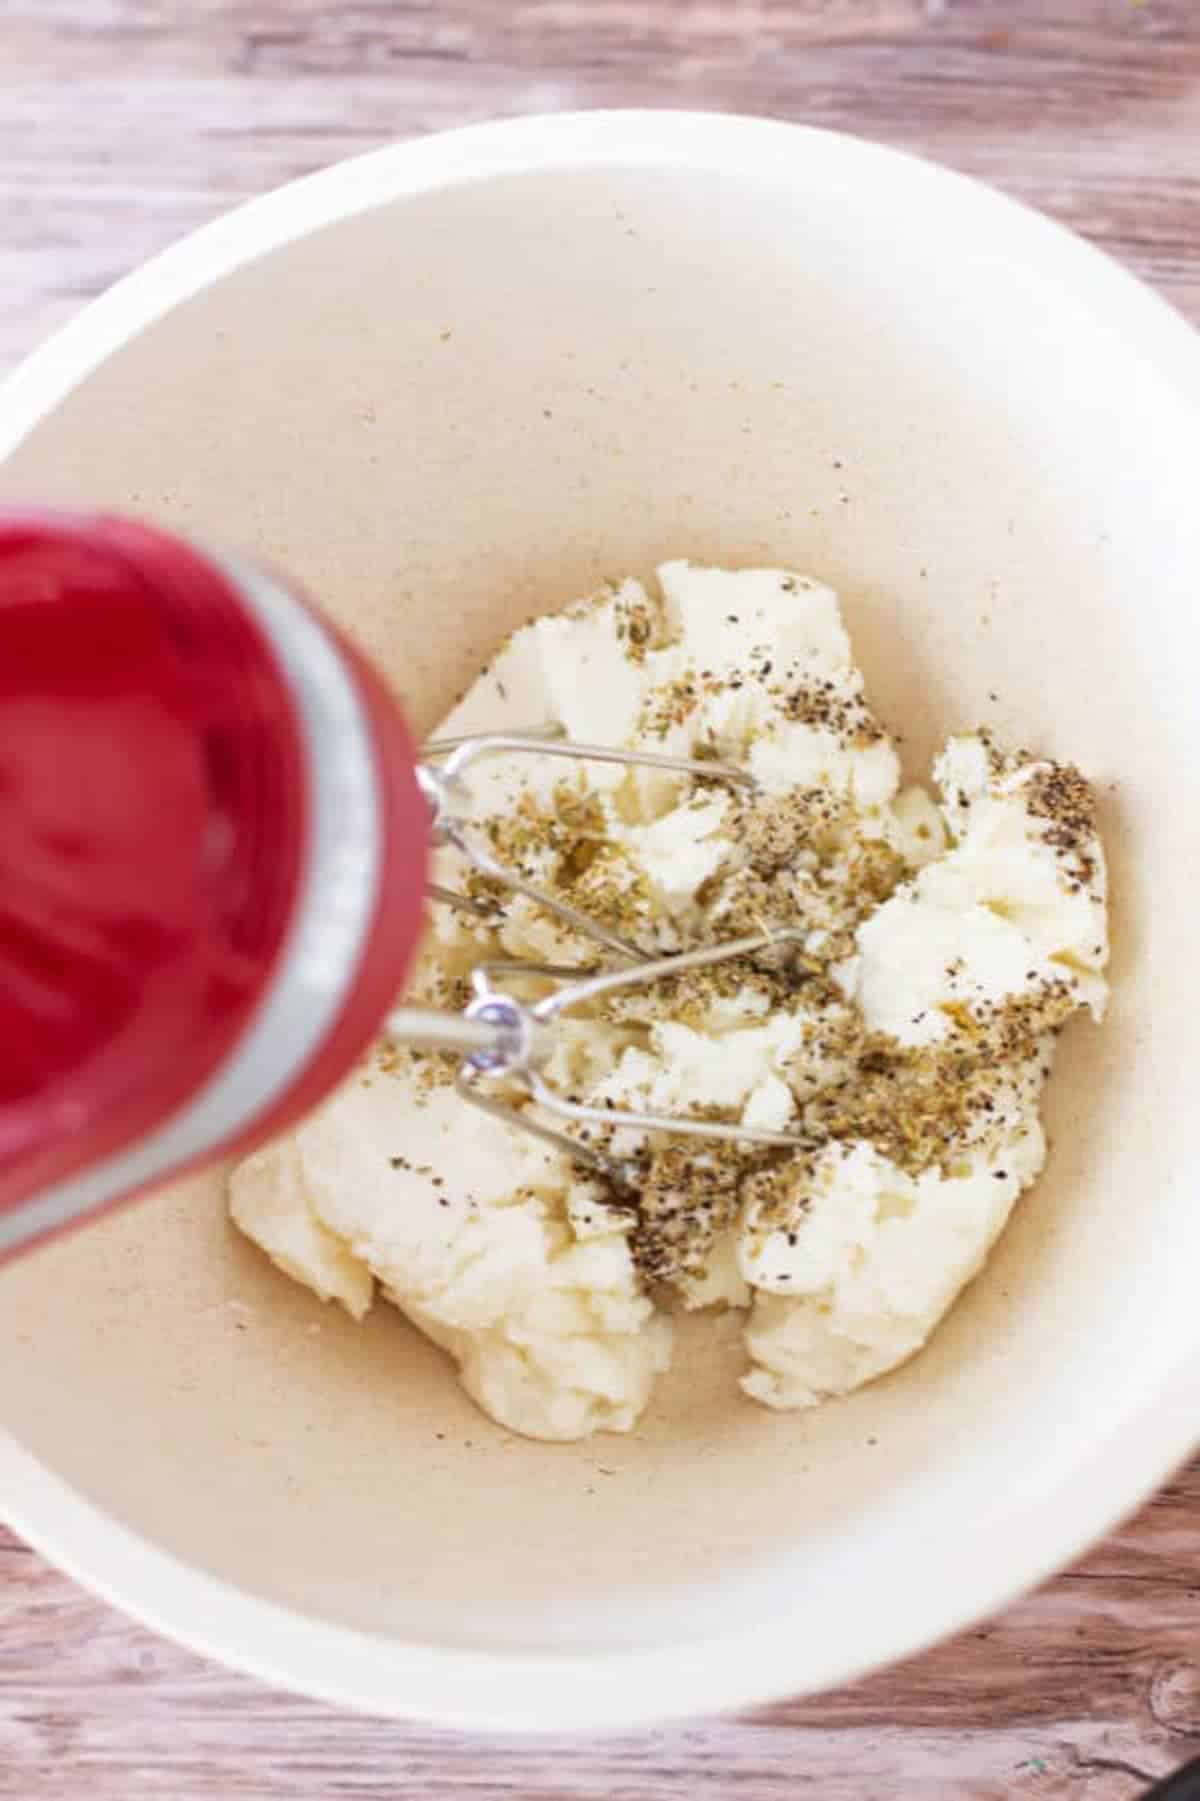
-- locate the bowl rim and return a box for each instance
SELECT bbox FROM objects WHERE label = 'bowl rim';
[3,108,1200,1730]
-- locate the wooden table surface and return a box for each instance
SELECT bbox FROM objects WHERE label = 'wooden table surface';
[3,3,1200,1796]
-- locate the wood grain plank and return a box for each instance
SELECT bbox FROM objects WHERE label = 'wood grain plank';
[3,1,1200,369]
[3,1468,1200,1798]
[3,2,1200,1795]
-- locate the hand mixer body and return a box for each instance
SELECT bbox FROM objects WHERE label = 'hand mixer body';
[1,513,819,1260]
[0,513,429,1258]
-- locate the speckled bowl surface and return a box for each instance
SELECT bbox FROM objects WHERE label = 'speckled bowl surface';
[2,112,1200,1729]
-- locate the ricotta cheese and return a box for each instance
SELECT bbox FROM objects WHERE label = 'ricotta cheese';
[229,562,1108,1438]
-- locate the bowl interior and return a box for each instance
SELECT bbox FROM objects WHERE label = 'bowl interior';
[3,136,1200,1662]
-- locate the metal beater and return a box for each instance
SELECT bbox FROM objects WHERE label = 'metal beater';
[387,729,812,1178]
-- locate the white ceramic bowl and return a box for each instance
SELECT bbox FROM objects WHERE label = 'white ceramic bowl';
[3,112,1200,1731]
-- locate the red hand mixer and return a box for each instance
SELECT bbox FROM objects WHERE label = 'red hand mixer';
[0,511,430,1257]
[0,510,810,1261]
